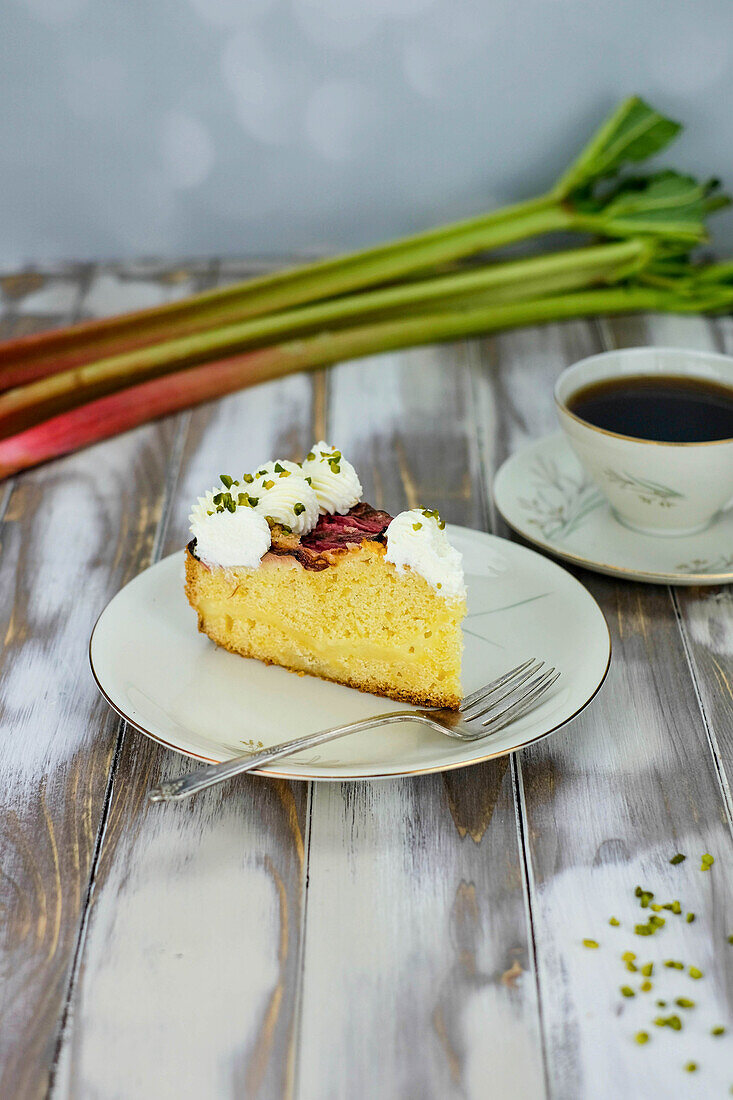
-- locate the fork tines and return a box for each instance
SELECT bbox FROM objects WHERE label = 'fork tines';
[460,659,560,731]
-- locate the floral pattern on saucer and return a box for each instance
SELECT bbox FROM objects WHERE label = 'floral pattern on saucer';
[602,469,684,508]
[519,456,604,540]
[493,433,733,586]
[675,555,733,575]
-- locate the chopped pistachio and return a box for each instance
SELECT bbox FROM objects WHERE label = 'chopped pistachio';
[293,503,306,516]
[306,451,315,461]
[609,917,620,927]
[412,522,423,531]
[664,960,684,970]
[686,912,695,923]
[671,900,682,915]
[684,1062,697,1073]
[649,915,665,929]
[669,1015,683,1031]
[640,980,653,992]
[635,924,653,936]
[712,1026,725,1036]
[670,853,686,865]
[622,951,636,962]
[728,934,733,945]
[651,904,664,912]
[701,853,714,870]
[620,986,635,998]
[675,997,695,1009]
[689,966,703,979]
[273,462,285,473]
[640,891,654,908]
[626,961,638,973]
[582,939,599,949]
[641,962,654,977]
[656,1000,667,1008]
[242,473,254,484]
[262,479,275,490]
[420,507,445,529]
[635,1031,649,1045]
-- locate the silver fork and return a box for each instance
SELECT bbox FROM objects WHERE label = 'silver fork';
[148,658,559,803]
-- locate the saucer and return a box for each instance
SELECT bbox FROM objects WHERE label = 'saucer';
[493,433,733,586]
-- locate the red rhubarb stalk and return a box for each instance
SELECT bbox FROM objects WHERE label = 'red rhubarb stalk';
[0,240,651,433]
[3,282,729,480]
[0,98,706,387]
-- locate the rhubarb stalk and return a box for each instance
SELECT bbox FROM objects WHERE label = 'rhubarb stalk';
[2,280,732,480]
[0,239,653,433]
[0,98,715,384]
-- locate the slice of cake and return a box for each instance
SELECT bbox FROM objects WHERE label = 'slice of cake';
[185,443,467,707]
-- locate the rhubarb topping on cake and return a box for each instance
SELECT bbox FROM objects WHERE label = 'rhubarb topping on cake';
[185,443,468,707]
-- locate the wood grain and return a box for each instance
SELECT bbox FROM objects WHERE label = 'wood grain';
[53,266,318,1100]
[472,318,733,1099]
[296,345,546,1100]
[600,312,733,807]
[0,263,206,1100]
[2,257,731,1100]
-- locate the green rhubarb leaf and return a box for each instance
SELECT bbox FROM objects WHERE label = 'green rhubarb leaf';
[556,97,682,196]
[576,172,719,243]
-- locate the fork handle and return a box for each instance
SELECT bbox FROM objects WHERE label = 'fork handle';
[148,712,418,802]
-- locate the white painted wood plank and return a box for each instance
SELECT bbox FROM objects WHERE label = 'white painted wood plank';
[473,319,733,1099]
[296,345,546,1100]
[0,264,205,1098]
[54,271,318,1100]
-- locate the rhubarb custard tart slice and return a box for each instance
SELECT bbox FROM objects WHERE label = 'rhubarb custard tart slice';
[184,443,467,707]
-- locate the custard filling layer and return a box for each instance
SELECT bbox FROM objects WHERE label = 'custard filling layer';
[196,596,434,665]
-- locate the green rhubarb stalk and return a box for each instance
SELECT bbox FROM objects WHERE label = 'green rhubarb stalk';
[0,239,654,433]
[0,97,714,386]
[2,280,732,479]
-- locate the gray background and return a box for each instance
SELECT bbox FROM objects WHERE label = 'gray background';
[2,0,733,267]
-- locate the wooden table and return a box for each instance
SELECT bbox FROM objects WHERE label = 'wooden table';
[0,260,731,1100]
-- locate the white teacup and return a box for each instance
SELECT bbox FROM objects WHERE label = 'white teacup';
[555,347,733,537]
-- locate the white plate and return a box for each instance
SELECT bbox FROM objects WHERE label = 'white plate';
[89,527,610,780]
[494,434,733,587]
